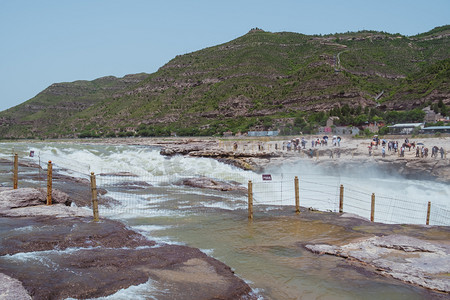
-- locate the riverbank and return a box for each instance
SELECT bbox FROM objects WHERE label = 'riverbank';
[74,135,450,183]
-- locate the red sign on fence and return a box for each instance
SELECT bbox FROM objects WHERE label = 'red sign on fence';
[262,174,272,181]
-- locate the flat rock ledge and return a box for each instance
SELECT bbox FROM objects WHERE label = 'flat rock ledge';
[0,187,91,218]
[0,273,32,300]
[177,177,247,193]
[305,234,450,292]
[0,188,256,299]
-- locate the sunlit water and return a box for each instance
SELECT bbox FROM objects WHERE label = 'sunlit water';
[0,141,448,299]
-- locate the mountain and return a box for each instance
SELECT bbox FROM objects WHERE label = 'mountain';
[1,26,449,138]
[0,74,149,138]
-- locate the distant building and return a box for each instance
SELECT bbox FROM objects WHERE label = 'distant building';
[318,127,332,133]
[334,126,359,136]
[423,106,442,123]
[361,122,383,133]
[326,117,339,127]
[388,123,424,134]
[318,126,359,135]
[223,131,233,137]
[420,126,450,134]
[247,131,279,137]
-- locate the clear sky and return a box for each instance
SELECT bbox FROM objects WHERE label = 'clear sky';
[0,0,449,112]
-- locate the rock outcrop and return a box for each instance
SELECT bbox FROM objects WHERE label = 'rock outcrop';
[0,188,256,299]
[0,273,31,300]
[305,234,450,292]
[178,177,247,192]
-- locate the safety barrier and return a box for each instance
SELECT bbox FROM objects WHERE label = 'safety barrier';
[2,152,98,221]
[247,175,449,226]
[92,168,449,226]
[2,151,449,226]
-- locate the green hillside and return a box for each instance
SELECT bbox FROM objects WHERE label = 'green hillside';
[1,26,449,139]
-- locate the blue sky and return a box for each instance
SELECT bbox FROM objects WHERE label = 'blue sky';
[0,0,449,111]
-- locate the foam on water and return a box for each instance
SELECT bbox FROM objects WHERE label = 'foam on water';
[3,142,449,225]
[130,225,185,245]
[66,278,161,300]
[1,141,447,299]
[1,246,101,270]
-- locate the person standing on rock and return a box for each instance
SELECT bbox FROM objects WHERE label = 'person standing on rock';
[382,146,386,158]
[440,147,445,159]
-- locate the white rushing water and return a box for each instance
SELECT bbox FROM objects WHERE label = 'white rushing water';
[1,141,449,225]
[1,141,448,299]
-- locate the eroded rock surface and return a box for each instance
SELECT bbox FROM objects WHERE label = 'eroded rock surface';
[0,189,255,299]
[178,176,247,192]
[0,273,31,300]
[305,234,450,292]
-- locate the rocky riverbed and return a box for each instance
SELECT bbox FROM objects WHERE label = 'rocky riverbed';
[0,188,255,300]
[1,137,449,298]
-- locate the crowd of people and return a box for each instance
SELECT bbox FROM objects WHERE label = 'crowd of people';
[284,136,342,151]
[368,136,446,159]
[225,135,446,161]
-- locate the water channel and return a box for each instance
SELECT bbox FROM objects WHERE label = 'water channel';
[0,142,448,299]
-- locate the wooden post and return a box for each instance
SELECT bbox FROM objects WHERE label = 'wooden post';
[13,153,18,189]
[295,176,300,214]
[47,161,52,205]
[90,172,100,222]
[339,184,344,213]
[248,180,253,220]
[426,201,431,225]
[370,193,375,222]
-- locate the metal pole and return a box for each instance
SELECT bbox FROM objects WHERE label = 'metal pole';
[90,172,100,222]
[47,161,52,205]
[426,201,431,225]
[248,180,253,220]
[370,193,375,222]
[339,184,344,213]
[295,176,300,214]
[13,153,18,189]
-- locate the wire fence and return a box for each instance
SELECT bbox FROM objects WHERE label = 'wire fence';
[1,151,93,208]
[93,168,449,226]
[1,150,449,226]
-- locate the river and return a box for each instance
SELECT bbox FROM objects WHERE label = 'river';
[0,141,449,299]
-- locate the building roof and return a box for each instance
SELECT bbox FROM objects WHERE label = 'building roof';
[422,126,450,130]
[388,123,424,128]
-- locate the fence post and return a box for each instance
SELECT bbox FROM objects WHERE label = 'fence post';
[426,201,431,225]
[47,161,52,205]
[370,193,375,222]
[339,184,344,213]
[90,172,100,222]
[248,180,253,220]
[294,176,300,214]
[13,153,18,189]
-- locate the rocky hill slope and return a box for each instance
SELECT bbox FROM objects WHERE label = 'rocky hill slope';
[0,26,449,138]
